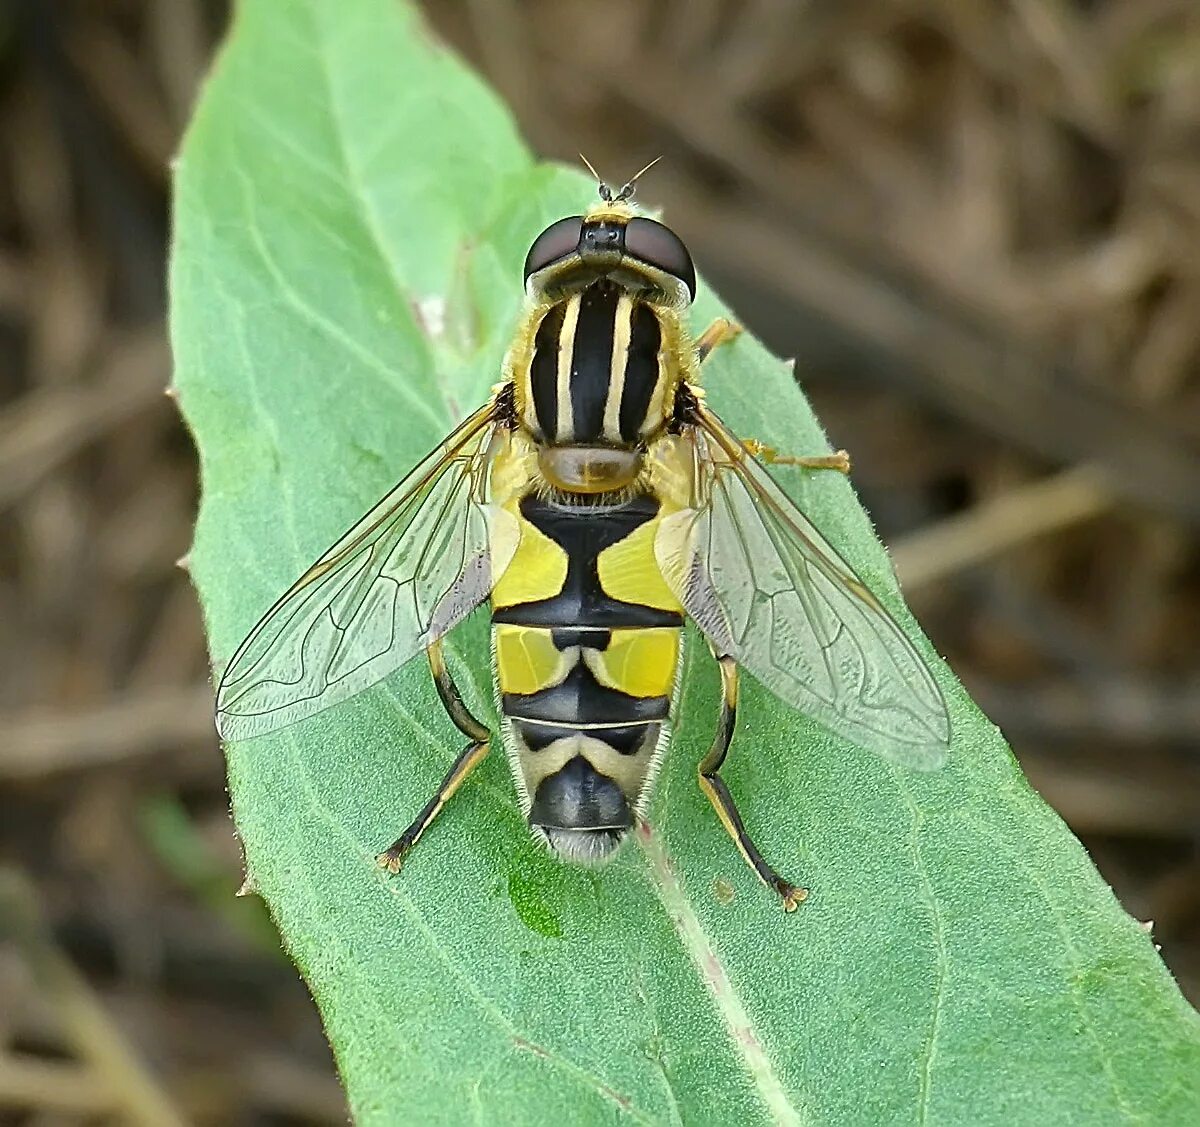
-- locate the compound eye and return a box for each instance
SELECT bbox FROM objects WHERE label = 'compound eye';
[624,217,696,300]
[524,216,583,280]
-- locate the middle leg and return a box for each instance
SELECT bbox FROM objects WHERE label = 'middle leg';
[695,317,742,365]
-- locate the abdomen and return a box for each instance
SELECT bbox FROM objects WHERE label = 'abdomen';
[489,491,683,861]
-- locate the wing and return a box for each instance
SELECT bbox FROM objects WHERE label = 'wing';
[216,401,517,741]
[654,405,950,769]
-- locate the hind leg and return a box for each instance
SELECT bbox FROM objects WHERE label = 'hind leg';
[698,654,807,912]
[377,639,491,873]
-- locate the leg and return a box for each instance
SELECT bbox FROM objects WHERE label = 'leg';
[694,320,850,473]
[377,639,491,873]
[698,655,808,912]
[696,317,742,364]
[427,636,490,744]
[742,439,851,474]
[696,314,854,472]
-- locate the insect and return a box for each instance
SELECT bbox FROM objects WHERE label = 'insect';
[214,161,950,911]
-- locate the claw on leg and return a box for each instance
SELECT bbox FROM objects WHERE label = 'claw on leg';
[377,738,488,876]
[778,881,809,913]
[377,844,410,875]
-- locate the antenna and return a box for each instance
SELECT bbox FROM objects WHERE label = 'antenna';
[615,155,662,202]
[579,153,613,202]
[579,154,663,203]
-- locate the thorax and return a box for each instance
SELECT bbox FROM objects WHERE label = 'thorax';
[508,279,693,450]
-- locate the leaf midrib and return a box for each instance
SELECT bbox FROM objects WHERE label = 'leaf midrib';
[637,818,806,1127]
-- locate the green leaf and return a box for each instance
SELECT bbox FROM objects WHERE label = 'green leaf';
[170,1,1200,1123]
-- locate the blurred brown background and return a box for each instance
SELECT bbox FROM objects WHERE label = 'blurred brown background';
[3,1,1199,1122]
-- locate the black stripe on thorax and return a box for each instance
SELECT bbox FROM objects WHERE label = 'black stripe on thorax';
[569,282,619,442]
[490,494,684,629]
[530,303,566,439]
[619,302,661,442]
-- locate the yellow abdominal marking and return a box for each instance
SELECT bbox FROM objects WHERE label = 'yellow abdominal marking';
[595,518,683,612]
[490,502,568,608]
[584,628,679,698]
[494,626,571,695]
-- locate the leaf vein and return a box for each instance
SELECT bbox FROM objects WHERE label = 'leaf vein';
[233,163,444,433]
[895,779,949,1124]
[958,809,1142,1122]
[637,821,808,1127]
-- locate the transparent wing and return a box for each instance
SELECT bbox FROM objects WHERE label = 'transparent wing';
[655,406,950,769]
[216,402,514,741]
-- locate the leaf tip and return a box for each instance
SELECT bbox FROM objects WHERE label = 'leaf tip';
[236,871,259,898]
[175,552,192,573]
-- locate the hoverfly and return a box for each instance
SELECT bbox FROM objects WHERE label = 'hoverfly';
[215,162,950,911]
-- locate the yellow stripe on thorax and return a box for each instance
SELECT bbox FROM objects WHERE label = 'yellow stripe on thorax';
[602,292,633,444]
[555,294,580,442]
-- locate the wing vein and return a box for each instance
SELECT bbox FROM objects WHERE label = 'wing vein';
[651,405,950,768]
[215,403,512,741]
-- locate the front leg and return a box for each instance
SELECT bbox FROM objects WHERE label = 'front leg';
[377,638,492,873]
[741,439,850,474]
[693,320,851,474]
[695,317,742,365]
[698,654,807,912]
